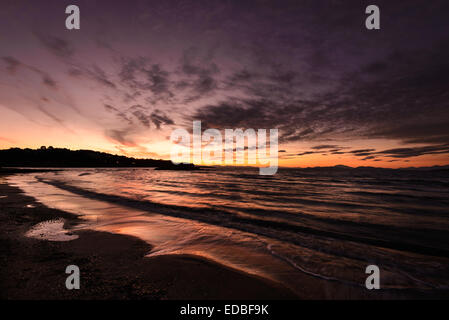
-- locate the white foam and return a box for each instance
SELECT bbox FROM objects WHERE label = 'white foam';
[25,218,79,242]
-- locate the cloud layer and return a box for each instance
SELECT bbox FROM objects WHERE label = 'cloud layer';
[0,0,448,165]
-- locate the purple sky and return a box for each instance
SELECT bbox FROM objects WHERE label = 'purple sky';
[1,0,449,167]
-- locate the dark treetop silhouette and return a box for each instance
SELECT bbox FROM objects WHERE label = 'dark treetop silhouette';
[0,147,196,170]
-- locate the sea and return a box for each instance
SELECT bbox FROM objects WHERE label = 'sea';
[8,166,449,298]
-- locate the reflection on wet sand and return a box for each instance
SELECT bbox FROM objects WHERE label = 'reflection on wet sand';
[8,167,449,298]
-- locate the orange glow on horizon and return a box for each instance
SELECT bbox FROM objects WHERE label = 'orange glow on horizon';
[2,140,448,169]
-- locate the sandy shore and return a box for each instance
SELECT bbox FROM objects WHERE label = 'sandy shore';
[0,174,297,300]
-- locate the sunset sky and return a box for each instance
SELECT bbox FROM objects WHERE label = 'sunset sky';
[1,0,448,168]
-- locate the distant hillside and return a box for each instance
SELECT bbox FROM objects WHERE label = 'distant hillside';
[299,164,449,172]
[0,147,196,170]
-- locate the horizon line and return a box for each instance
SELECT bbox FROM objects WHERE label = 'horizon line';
[1,146,449,170]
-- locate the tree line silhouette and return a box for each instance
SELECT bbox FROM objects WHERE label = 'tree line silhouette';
[0,147,196,170]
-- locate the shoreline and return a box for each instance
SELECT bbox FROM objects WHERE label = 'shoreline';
[0,174,297,300]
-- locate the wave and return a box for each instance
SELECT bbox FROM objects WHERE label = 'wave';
[8,169,449,295]
[36,177,449,260]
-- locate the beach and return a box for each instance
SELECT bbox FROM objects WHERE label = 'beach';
[0,173,297,300]
[2,167,449,300]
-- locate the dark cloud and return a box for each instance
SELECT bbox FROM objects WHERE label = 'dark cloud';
[189,32,449,151]
[297,151,316,156]
[85,65,116,88]
[194,75,217,95]
[181,47,220,77]
[119,58,172,98]
[311,145,340,150]
[36,105,77,134]
[67,68,83,77]
[105,129,137,147]
[339,144,449,160]
[132,110,151,128]
[2,56,21,73]
[2,56,58,89]
[150,109,175,129]
[228,69,255,83]
[181,0,449,157]
[350,149,376,154]
[177,47,220,102]
[376,144,449,159]
[34,34,74,58]
[37,105,63,125]
[105,104,174,131]
[104,104,133,124]
[42,75,57,88]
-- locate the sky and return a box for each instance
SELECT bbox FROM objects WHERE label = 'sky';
[0,0,448,168]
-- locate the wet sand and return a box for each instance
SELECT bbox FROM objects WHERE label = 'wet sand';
[0,174,297,300]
